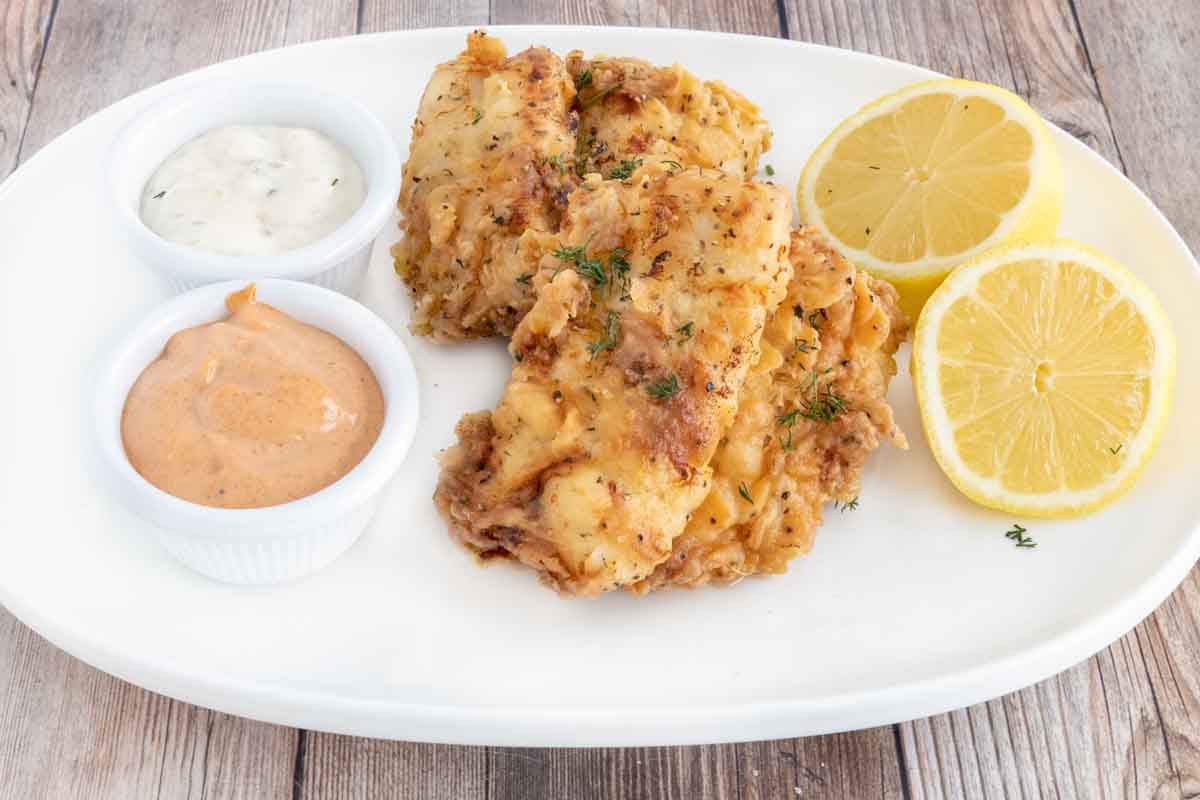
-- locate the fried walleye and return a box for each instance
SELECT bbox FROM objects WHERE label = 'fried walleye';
[566,51,771,180]
[636,228,909,592]
[436,165,793,595]
[393,32,579,340]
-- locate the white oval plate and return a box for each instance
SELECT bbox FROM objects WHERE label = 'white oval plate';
[1,26,1198,747]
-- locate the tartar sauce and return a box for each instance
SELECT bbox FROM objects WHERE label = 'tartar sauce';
[121,285,385,509]
[140,125,367,257]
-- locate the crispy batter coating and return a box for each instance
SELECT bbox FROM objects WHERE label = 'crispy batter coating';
[393,32,579,340]
[634,228,909,592]
[566,51,772,179]
[436,165,793,595]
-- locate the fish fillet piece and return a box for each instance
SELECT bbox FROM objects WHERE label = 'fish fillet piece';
[566,50,771,179]
[635,228,910,592]
[436,165,793,595]
[393,32,579,340]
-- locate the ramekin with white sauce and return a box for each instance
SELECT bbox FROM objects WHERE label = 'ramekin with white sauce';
[94,279,419,584]
[107,82,401,296]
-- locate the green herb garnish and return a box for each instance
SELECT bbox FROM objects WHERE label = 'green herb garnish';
[765,164,775,176]
[516,273,533,285]
[553,237,606,288]
[1005,523,1036,549]
[548,153,568,174]
[738,482,754,503]
[676,321,694,345]
[645,372,681,400]
[575,69,593,90]
[662,160,683,171]
[1108,444,1123,455]
[471,109,482,125]
[834,496,859,512]
[580,82,622,110]
[608,158,643,180]
[588,311,621,358]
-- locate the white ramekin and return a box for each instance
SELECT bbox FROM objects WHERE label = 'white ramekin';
[106,81,402,297]
[94,279,419,584]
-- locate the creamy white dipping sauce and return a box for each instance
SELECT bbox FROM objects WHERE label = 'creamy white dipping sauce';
[140,125,367,257]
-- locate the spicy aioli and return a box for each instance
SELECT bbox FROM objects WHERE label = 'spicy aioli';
[140,125,366,257]
[121,285,385,509]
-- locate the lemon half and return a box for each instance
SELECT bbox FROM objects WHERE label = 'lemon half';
[799,79,1063,318]
[912,240,1175,518]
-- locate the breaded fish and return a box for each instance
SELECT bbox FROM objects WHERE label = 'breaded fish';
[393,32,579,340]
[635,228,909,592]
[566,51,772,179]
[436,165,793,595]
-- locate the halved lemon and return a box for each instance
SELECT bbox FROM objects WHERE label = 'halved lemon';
[913,240,1175,518]
[798,79,1063,318]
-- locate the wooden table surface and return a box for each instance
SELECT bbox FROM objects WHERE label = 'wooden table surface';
[2,0,1198,797]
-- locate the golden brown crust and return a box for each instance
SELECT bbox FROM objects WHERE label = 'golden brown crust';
[634,227,910,592]
[393,32,580,340]
[566,51,772,179]
[435,165,794,595]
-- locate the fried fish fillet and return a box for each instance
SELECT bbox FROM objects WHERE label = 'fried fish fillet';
[566,51,771,179]
[436,165,793,595]
[393,32,579,340]
[635,228,909,592]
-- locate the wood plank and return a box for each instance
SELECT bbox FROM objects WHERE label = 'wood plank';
[300,736,486,799]
[488,745,740,800]
[491,0,781,34]
[16,0,340,164]
[1073,0,1200,248]
[0,0,55,176]
[358,0,488,34]
[784,0,1120,165]
[0,609,298,799]
[0,3,357,798]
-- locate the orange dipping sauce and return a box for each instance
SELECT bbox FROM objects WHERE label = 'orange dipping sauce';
[121,285,384,509]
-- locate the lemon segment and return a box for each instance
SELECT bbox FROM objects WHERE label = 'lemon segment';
[912,241,1175,518]
[799,79,1063,319]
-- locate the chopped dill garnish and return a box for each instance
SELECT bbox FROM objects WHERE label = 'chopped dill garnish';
[795,338,815,354]
[580,82,622,110]
[1005,523,1036,549]
[834,496,859,512]
[1108,444,1123,455]
[808,308,827,330]
[780,369,848,425]
[777,408,799,451]
[662,160,683,171]
[765,164,775,176]
[515,273,533,285]
[609,247,631,295]
[588,311,621,358]
[738,482,754,503]
[553,236,606,288]
[608,158,643,180]
[548,153,568,174]
[676,321,694,344]
[645,372,681,400]
[575,69,593,89]
[471,109,482,125]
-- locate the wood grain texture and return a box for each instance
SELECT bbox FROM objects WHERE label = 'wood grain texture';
[358,0,487,33]
[0,0,55,174]
[1074,0,1200,249]
[2,1,1200,799]
[0,610,298,799]
[492,0,781,34]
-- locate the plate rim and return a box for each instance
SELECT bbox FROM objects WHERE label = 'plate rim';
[2,24,1199,746]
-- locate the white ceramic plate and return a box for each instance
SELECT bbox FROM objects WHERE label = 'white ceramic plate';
[2,26,1198,747]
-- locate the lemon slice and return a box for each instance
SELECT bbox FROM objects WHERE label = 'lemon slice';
[798,79,1063,318]
[913,240,1175,518]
